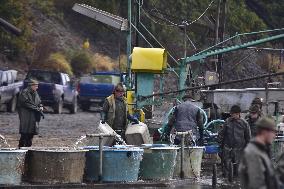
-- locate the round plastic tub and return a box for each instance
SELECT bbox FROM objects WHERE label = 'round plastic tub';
[174,146,204,178]
[24,148,86,184]
[0,148,27,185]
[139,146,178,180]
[84,146,143,182]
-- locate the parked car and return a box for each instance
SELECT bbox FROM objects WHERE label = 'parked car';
[78,72,122,111]
[0,70,23,112]
[24,69,78,114]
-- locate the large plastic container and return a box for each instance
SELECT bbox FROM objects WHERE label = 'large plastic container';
[84,146,143,182]
[25,148,86,184]
[174,147,204,178]
[125,122,153,145]
[139,146,178,180]
[272,136,284,162]
[0,149,27,185]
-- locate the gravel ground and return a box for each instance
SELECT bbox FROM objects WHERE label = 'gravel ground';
[0,108,101,148]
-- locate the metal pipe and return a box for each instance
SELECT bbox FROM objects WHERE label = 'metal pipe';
[138,71,284,100]
[98,135,103,182]
[180,134,185,179]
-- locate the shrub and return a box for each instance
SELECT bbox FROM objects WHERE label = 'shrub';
[92,53,115,71]
[70,51,93,76]
[43,52,73,75]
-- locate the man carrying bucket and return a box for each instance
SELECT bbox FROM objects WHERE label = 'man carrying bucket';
[101,83,139,140]
[239,117,279,189]
[18,79,43,148]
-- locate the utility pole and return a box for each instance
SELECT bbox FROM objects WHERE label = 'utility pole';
[126,0,132,89]
[214,0,221,73]
[135,0,140,47]
[218,0,227,83]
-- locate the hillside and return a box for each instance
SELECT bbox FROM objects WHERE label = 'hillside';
[0,0,283,86]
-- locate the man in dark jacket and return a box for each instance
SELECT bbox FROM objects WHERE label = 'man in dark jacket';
[101,83,139,139]
[167,95,204,146]
[218,105,251,177]
[239,117,278,189]
[246,104,262,137]
[18,79,43,148]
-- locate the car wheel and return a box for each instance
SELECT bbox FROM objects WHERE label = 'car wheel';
[70,98,78,114]
[7,95,17,113]
[54,98,63,114]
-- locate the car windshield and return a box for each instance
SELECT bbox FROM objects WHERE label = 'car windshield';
[27,71,61,84]
[81,75,120,85]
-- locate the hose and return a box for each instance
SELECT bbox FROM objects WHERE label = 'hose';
[205,119,225,130]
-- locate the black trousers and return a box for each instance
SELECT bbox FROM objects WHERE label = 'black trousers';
[19,134,34,148]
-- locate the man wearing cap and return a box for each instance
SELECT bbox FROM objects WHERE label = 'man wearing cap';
[101,83,139,139]
[251,97,263,115]
[167,94,204,146]
[218,105,251,177]
[239,117,278,189]
[246,104,262,137]
[18,79,43,147]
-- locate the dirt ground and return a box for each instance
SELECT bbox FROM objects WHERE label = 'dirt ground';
[0,107,101,148]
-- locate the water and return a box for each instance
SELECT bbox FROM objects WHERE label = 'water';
[0,134,10,148]
[74,135,87,147]
[114,134,127,145]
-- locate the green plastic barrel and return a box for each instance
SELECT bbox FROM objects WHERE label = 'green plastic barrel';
[174,147,204,178]
[139,146,178,180]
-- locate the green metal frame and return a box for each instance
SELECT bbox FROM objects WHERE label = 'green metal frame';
[177,29,284,93]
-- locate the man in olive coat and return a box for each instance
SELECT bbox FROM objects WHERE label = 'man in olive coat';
[239,117,278,189]
[101,83,139,139]
[18,79,43,147]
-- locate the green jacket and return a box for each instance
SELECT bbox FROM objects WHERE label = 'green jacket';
[17,87,41,135]
[102,94,128,129]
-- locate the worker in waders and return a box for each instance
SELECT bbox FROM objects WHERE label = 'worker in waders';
[101,83,139,140]
[18,79,43,148]
[167,94,204,146]
[246,104,262,137]
[218,105,251,178]
[239,117,278,189]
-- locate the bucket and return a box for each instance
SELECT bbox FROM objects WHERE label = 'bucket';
[84,146,143,182]
[0,149,27,185]
[272,136,284,162]
[139,146,178,180]
[25,148,86,184]
[174,147,204,178]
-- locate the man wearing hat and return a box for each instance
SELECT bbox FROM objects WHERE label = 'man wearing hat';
[239,117,278,189]
[246,104,262,137]
[167,94,204,146]
[18,79,43,147]
[251,97,263,115]
[218,105,251,177]
[101,83,139,139]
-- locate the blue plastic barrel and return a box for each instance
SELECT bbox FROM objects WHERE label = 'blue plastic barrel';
[0,149,27,185]
[205,145,219,154]
[84,147,143,182]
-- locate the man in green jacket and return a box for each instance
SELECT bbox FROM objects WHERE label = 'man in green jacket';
[101,83,138,139]
[239,117,278,189]
[18,79,43,148]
